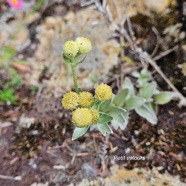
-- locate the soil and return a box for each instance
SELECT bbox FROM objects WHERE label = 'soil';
[0,89,186,185]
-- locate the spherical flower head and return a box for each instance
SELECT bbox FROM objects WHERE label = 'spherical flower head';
[90,109,100,124]
[7,0,23,9]
[95,83,112,101]
[63,40,79,57]
[79,91,94,108]
[62,92,79,110]
[76,37,92,54]
[72,108,92,128]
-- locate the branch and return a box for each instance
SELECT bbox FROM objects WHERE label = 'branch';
[85,0,186,107]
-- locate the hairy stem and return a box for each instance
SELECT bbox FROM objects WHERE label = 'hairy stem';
[71,64,79,94]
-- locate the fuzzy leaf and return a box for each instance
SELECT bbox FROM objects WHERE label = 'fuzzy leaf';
[122,78,135,97]
[111,111,129,130]
[107,106,126,117]
[72,126,89,140]
[139,83,156,99]
[154,92,172,105]
[99,99,112,112]
[98,123,113,136]
[113,89,129,106]
[135,103,157,125]
[98,114,113,124]
[124,97,145,110]
[132,71,140,78]
[63,54,72,63]
[92,99,102,108]
[77,55,86,64]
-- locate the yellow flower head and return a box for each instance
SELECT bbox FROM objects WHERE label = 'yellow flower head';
[95,83,112,101]
[62,92,79,110]
[76,37,92,54]
[63,40,79,57]
[72,108,92,128]
[79,91,94,107]
[90,109,100,124]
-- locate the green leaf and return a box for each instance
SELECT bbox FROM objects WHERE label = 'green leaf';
[107,106,126,117]
[72,126,89,140]
[107,106,128,130]
[8,68,21,87]
[111,111,129,130]
[139,83,156,99]
[154,92,173,105]
[89,124,97,131]
[0,89,16,103]
[132,71,140,78]
[135,103,157,125]
[99,99,112,112]
[122,78,135,97]
[77,55,86,65]
[97,123,113,136]
[122,56,135,64]
[2,46,16,61]
[152,102,158,113]
[124,97,145,110]
[98,114,113,124]
[63,54,72,63]
[140,68,150,79]
[92,99,102,108]
[113,89,129,106]
[31,0,45,13]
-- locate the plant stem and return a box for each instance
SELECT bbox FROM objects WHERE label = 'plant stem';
[71,64,79,94]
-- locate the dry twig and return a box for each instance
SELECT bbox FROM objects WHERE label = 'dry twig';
[82,0,186,107]
[0,175,21,181]
[153,45,178,61]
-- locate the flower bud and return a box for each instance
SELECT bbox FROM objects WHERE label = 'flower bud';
[62,92,79,110]
[76,37,92,54]
[63,40,79,57]
[95,83,112,101]
[72,108,92,128]
[90,109,99,124]
[79,92,94,107]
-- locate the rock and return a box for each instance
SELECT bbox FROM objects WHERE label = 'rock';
[18,114,35,128]
[143,0,170,13]
[104,165,185,186]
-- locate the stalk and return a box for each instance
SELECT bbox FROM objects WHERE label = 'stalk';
[71,63,79,94]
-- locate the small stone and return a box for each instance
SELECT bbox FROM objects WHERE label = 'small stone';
[160,129,165,135]
[143,0,170,13]
[125,148,131,154]
[18,114,35,128]
[176,164,181,171]
[157,166,164,171]
[134,130,139,135]
[146,142,151,146]
[168,110,174,115]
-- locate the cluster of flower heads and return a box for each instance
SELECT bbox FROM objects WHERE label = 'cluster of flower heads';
[63,37,92,57]
[62,83,112,128]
